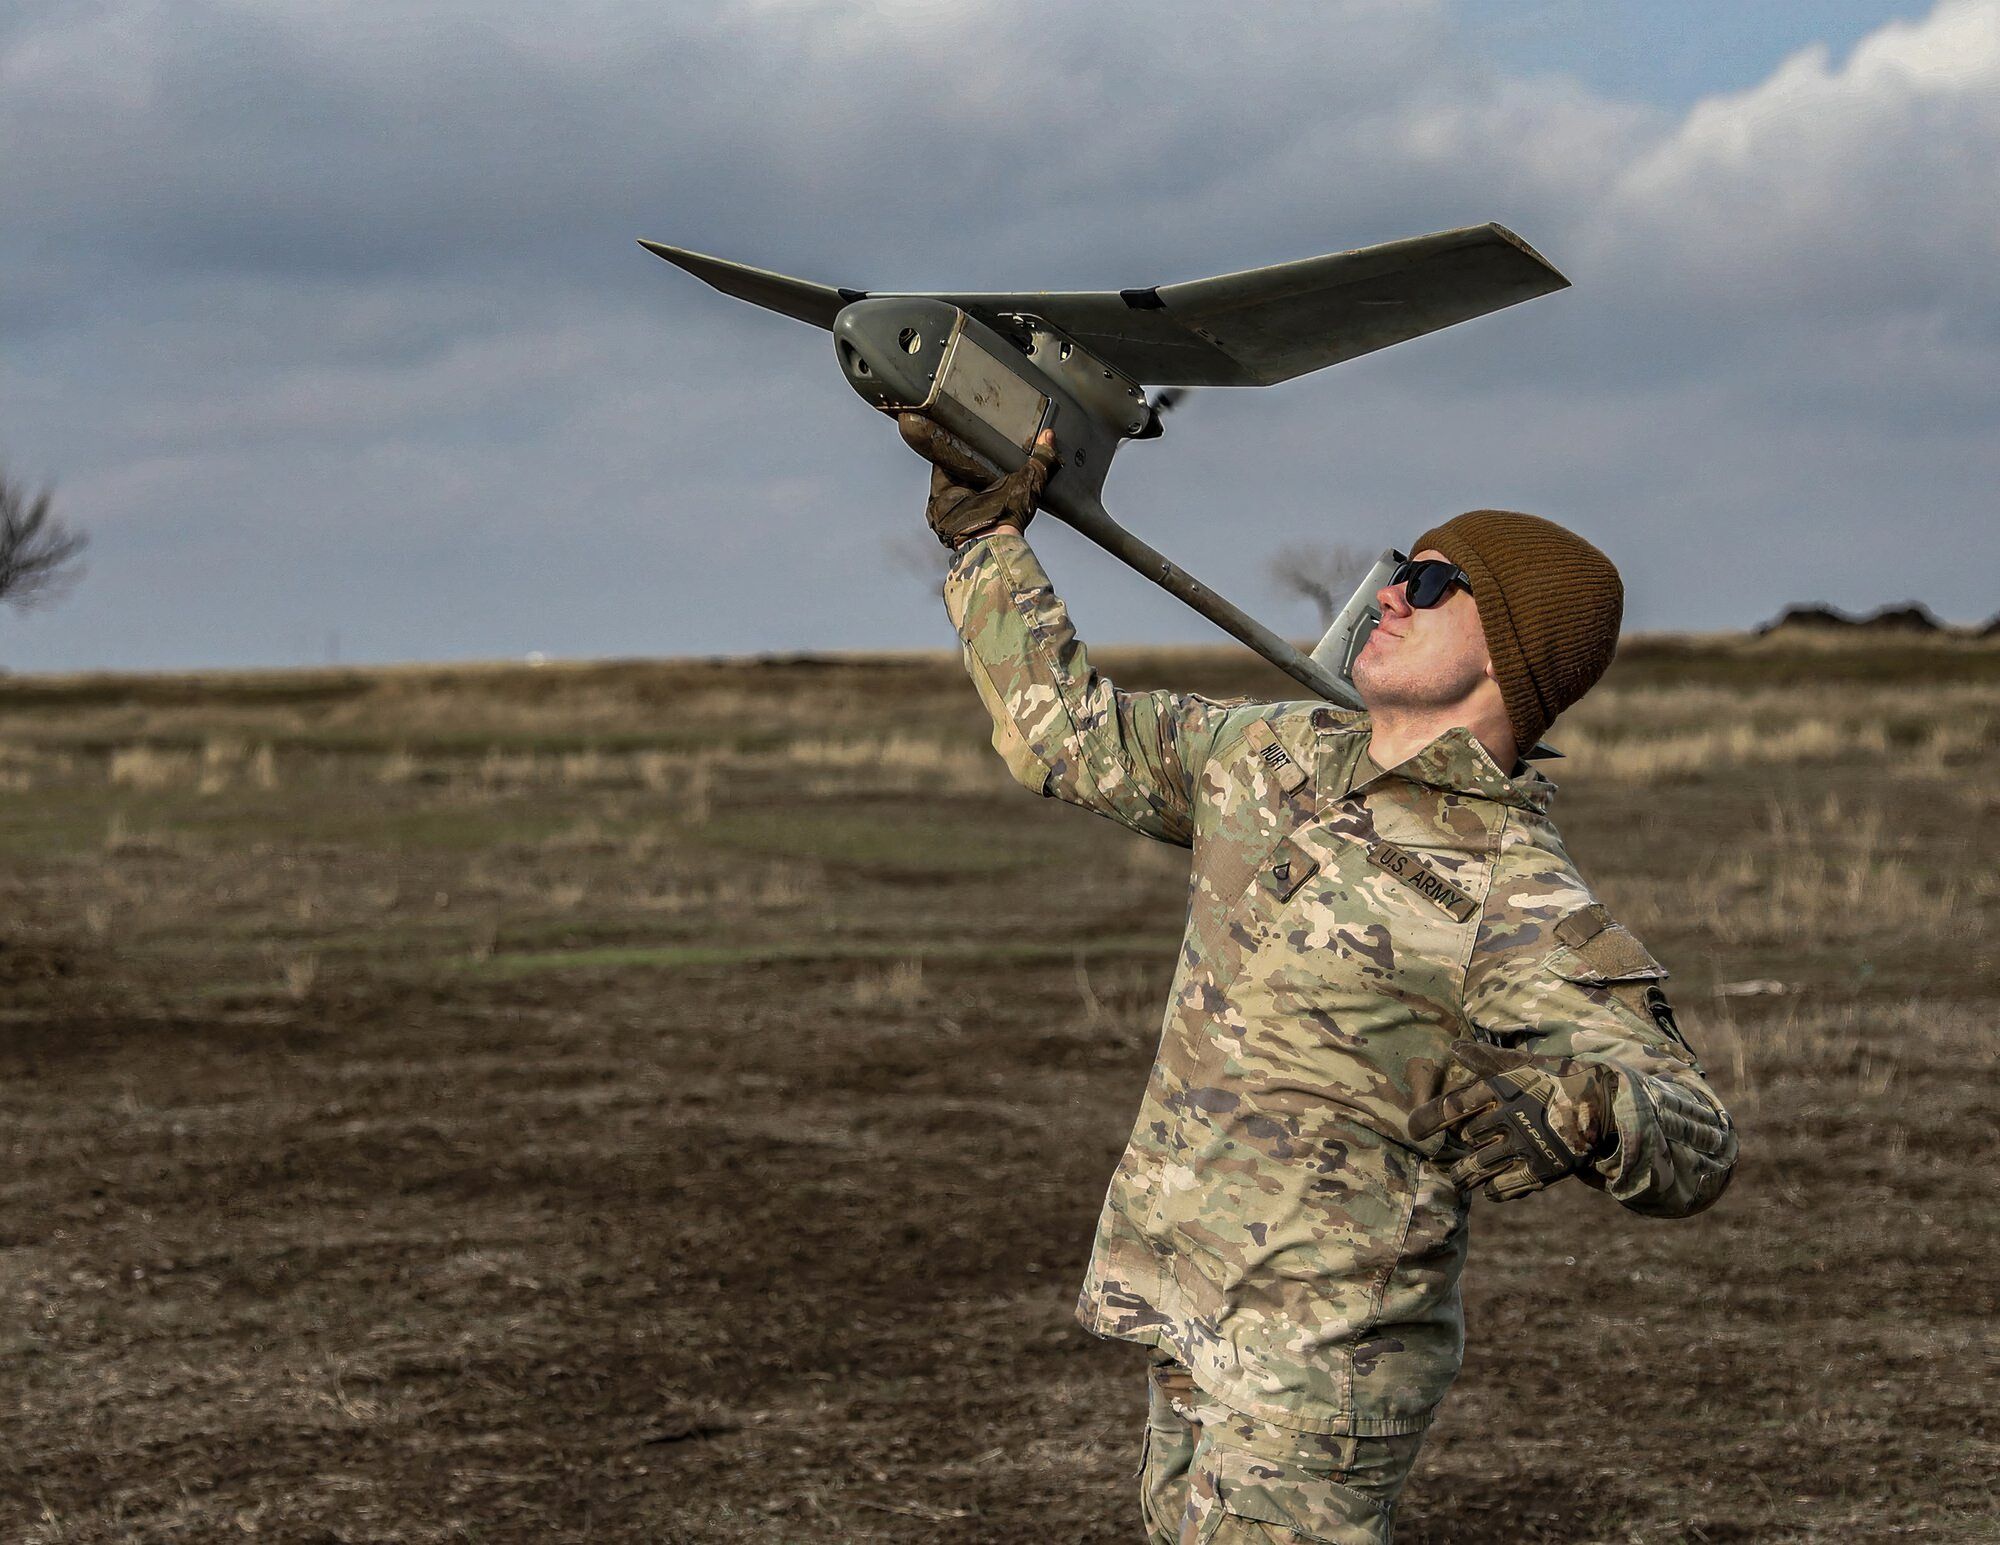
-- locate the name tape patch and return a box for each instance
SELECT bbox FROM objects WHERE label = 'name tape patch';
[1243,719,1307,794]
[1366,840,1479,923]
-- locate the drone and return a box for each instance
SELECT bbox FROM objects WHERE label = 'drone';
[641,224,1567,710]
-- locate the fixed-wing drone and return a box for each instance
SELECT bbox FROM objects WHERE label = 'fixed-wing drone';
[641,225,1567,710]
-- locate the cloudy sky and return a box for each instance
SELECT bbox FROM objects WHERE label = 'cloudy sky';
[3,0,1993,671]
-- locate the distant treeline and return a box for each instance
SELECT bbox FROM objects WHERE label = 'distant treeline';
[1758,602,1999,639]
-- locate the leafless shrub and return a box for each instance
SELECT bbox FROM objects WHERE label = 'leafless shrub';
[378,748,420,785]
[198,738,241,795]
[882,530,952,588]
[539,818,617,854]
[851,958,927,1008]
[634,750,679,791]
[680,761,714,825]
[0,466,87,608]
[559,750,616,786]
[1267,540,1372,630]
[475,748,540,789]
[103,812,137,852]
[0,740,63,791]
[1073,956,1164,1043]
[109,745,197,790]
[281,953,320,1002]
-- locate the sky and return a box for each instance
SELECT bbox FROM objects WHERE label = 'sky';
[2,0,1995,672]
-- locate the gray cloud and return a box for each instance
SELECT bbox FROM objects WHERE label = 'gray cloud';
[1,0,1995,673]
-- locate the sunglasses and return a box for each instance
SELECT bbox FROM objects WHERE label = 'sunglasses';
[1389,556,1472,609]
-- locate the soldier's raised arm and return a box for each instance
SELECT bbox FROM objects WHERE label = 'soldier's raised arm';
[907,418,1241,848]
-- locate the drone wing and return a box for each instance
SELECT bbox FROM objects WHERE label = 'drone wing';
[639,241,859,328]
[936,224,1568,387]
[641,223,1567,387]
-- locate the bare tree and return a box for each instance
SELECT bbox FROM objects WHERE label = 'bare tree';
[881,529,953,586]
[0,466,87,608]
[1267,540,1371,631]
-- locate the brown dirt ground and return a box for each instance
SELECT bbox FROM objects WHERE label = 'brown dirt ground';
[0,636,1995,1542]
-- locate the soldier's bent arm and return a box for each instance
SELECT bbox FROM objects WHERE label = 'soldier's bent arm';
[942,531,1240,847]
[1463,827,1739,1218]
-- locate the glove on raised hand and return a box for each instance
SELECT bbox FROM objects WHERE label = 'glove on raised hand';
[899,413,1058,549]
[1410,1040,1621,1201]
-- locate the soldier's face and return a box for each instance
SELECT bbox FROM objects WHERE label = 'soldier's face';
[1351,548,1494,711]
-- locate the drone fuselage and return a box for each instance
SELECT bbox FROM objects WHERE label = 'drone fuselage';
[829,296,1368,713]
[832,298,1149,502]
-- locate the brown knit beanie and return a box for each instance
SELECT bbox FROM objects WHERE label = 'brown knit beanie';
[1409,510,1622,751]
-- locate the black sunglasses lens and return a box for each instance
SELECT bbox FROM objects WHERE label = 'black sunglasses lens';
[1386,558,1466,607]
[1407,561,1450,608]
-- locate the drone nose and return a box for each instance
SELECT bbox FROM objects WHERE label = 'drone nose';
[837,336,898,412]
[833,296,962,413]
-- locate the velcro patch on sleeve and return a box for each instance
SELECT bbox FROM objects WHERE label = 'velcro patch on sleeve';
[1555,903,1613,949]
[1366,840,1479,922]
[1547,923,1667,985]
[1243,719,1307,794]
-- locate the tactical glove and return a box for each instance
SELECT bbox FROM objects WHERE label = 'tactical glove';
[899,413,1058,548]
[1410,1041,1622,1202]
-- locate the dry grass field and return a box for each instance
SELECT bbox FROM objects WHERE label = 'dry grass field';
[0,631,1995,1543]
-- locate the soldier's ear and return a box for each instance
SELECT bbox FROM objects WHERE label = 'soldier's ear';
[1460,595,1496,678]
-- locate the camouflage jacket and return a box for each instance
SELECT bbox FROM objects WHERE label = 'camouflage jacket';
[943,533,1738,1437]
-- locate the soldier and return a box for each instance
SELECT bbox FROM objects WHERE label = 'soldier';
[906,420,1737,1544]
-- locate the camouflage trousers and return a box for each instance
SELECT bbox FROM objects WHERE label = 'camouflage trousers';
[1139,1350,1426,1544]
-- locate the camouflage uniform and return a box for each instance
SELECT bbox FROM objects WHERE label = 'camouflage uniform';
[943,533,1737,1541]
